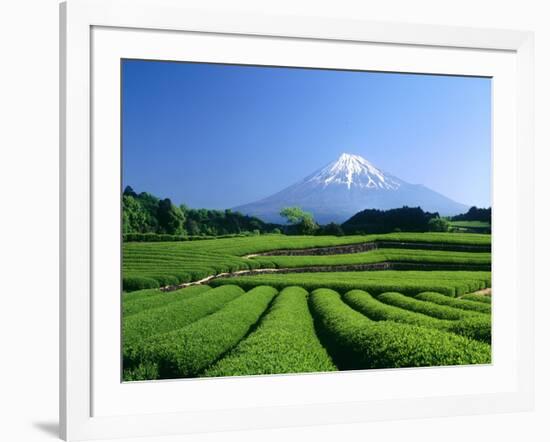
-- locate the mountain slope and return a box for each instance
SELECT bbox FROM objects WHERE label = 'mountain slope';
[233,153,469,224]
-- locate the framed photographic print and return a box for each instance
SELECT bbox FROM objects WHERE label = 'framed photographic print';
[60,0,534,440]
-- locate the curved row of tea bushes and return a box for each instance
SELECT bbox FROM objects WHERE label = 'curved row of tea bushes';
[309,288,491,369]
[343,290,450,330]
[445,316,492,344]
[137,286,278,380]
[461,293,492,304]
[122,285,211,317]
[343,290,491,344]
[122,276,162,291]
[415,292,491,314]
[375,292,479,320]
[210,270,491,297]
[252,249,491,270]
[123,285,244,364]
[204,287,337,377]
[121,288,160,302]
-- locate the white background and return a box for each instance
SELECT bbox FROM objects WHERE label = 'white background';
[0,0,547,441]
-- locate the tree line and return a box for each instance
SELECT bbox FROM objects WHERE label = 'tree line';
[122,186,278,236]
[341,206,447,234]
[451,206,491,222]
[123,186,490,239]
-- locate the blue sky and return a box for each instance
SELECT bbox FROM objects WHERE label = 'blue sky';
[122,59,491,209]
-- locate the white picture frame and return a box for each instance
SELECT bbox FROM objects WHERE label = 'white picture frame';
[60,0,534,440]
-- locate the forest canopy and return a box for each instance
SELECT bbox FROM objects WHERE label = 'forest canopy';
[122,186,278,237]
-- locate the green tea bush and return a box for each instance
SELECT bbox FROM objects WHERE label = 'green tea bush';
[122,285,211,317]
[415,292,491,314]
[376,292,478,320]
[446,316,492,344]
[146,274,180,287]
[344,290,491,344]
[123,285,244,365]
[210,271,491,298]
[461,293,492,304]
[123,360,160,381]
[122,288,162,303]
[343,290,449,330]
[122,276,160,291]
[253,249,491,270]
[309,288,491,369]
[136,286,278,379]
[123,232,269,242]
[123,233,217,242]
[204,287,336,377]
[211,277,454,297]
[454,281,488,296]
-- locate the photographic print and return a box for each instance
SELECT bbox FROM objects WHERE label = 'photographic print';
[121,60,492,382]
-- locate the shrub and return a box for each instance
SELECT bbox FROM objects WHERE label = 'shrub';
[447,316,492,344]
[415,292,491,314]
[133,286,278,379]
[147,274,180,287]
[210,270,491,298]
[376,292,478,321]
[309,289,491,370]
[122,285,211,317]
[343,290,448,330]
[253,249,491,270]
[122,276,160,291]
[123,232,224,242]
[461,293,492,304]
[343,290,491,344]
[123,285,244,366]
[123,361,160,381]
[122,288,162,303]
[204,287,336,377]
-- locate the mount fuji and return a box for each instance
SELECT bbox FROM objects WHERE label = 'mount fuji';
[233,153,469,224]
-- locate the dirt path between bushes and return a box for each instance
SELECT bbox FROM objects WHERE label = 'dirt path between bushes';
[462,287,492,297]
[159,240,490,292]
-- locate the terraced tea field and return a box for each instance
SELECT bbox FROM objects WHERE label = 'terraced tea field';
[122,232,490,291]
[122,232,491,380]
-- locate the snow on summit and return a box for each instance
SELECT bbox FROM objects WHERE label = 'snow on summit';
[306,153,401,190]
[233,151,468,223]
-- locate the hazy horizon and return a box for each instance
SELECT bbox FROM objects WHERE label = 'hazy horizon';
[122,60,491,210]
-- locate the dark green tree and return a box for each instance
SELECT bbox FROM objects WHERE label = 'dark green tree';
[427,217,451,232]
[123,185,138,198]
[452,206,491,222]
[122,194,148,233]
[320,222,345,236]
[280,206,318,235]
[136,192,161,232]
[186,219,201,236]
[157,198,185,235]
[298,217,318,235]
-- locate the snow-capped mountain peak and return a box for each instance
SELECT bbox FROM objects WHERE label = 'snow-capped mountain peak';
[306,153,401,190]
[232,151,468,223]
